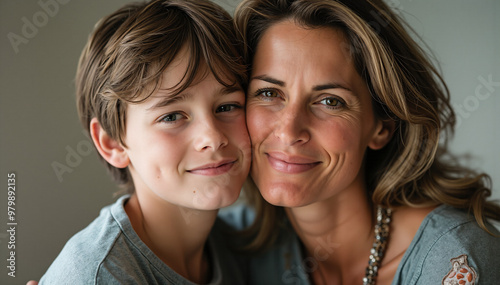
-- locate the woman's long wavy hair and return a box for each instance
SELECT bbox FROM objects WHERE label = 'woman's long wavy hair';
[234,0,500,251]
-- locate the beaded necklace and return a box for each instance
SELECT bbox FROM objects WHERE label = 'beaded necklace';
[362,206,392,285]
[309,206,392,285]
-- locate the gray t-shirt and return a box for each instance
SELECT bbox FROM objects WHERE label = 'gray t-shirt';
[40,195,245,285]
[222,204,500,285]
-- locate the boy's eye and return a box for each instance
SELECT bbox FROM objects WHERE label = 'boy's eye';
[160,113,184,123]
[216,104,241,113]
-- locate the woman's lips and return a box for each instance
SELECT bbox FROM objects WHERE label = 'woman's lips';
[187,160,236,176]
[266,152,320,174]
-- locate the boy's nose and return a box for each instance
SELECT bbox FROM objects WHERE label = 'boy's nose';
[193,118,228,152]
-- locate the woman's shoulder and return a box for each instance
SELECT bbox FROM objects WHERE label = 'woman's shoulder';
[418,204,500,244]
[392,204,500,285]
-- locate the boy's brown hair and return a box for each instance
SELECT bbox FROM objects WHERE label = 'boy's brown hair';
[76,0,246,192]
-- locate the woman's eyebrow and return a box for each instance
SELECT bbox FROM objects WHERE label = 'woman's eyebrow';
[250,75,285,87]
[313,83,352,92]
[250,75,352,93]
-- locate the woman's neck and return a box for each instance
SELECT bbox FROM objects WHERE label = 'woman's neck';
[285,182,436,285]
[285,184,375,285]
[125,192,217,284]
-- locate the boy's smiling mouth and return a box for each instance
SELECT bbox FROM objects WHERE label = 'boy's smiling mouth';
[187,159,237,176]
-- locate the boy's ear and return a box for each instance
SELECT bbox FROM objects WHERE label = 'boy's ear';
[368,118,396,150]
[90,118,129,168]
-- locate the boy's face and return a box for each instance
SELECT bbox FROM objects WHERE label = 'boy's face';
[122,50,251,210]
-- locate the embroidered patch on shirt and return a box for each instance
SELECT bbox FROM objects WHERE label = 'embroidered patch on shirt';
[442,254,477,285]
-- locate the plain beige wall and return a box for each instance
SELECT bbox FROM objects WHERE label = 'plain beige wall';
[0,0,498,283]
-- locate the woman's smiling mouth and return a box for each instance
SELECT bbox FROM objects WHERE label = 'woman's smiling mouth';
[266,152,321,174]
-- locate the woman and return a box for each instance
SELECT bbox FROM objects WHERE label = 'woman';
[234,0,500,284]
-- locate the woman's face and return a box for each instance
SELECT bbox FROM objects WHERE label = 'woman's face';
[247,21,392,207]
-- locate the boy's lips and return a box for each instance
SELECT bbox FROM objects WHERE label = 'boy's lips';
[187,159,236,176]
[265,152,320,174]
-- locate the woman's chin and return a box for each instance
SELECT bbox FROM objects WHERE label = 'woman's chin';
[260,186,313,208]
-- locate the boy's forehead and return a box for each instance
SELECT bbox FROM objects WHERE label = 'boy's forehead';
[157,51,218,92]
[138,46,241,109]
[154,63,208,101]
[144,77,242,111]
[158,46,238,90]
[160,48,202,88]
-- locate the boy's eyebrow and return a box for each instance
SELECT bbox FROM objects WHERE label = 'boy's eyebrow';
[147,85,243,111]
[147,92,191,111]
[220,85,244,95]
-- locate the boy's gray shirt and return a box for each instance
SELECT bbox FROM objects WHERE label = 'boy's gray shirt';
[40,195,245,285]
[221,203,500,285]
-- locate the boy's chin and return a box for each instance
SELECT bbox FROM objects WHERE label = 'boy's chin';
[190,191,241,211]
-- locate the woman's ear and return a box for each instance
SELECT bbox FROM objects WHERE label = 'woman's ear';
[368,119,396,150]
[89,118,129,168]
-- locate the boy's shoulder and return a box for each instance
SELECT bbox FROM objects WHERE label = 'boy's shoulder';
[39,197,124,284]
[393,204,500,285]
[39,195,174,284]
[40,196,247,285]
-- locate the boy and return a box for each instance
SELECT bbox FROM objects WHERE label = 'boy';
[39,0,251,283]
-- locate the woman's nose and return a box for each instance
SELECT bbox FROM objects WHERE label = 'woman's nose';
[273,103,310,146]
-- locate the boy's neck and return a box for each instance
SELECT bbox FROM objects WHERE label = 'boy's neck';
[125,193,217,283]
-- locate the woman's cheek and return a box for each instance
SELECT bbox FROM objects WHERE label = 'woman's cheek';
[246,106,269,145]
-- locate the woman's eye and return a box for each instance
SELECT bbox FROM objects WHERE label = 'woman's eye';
[262,90,277,97]
[216,104,241,113]
[319,97,345,109]
[255,89,279,100]
[159,113,184,123]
